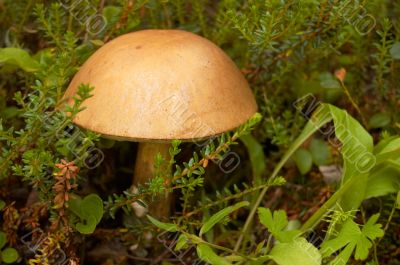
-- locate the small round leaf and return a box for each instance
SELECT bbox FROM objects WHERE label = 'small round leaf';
[1,248,19,264]
[369,113,391,129]
[292,148,313,175]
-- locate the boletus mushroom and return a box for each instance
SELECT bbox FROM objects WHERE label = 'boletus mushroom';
[63,30,257,218]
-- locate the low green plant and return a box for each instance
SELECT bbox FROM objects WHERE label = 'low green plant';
[321,213,384,265]
[147,103,399,265]
[67,194,104,234]
[0,232,18,264]
[148,204,321,265]
[0,0,399,264]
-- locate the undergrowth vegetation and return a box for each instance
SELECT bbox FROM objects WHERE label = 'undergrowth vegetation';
[0,0,399,264]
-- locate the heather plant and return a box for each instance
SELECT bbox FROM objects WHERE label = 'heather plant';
[0,1,399,264]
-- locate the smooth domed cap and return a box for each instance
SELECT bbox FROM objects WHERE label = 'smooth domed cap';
[63,30,257,141]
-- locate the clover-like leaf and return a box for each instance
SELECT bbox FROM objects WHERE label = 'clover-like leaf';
[67,194,103,234]
[75,215,98,235]
[320,214,383,264]
[81,194,103,223]
[258,208,301,243]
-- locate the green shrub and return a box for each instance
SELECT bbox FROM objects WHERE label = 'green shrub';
[0,0,399,264]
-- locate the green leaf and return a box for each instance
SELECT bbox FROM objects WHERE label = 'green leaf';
[89,39,105,46]
[67,194,104,234]
[328,105,374,211]
[365,165,400,199]
[263,103,331,185]
[301,105,383,231]
[328,105,374,178]
[147,215,178,232]
[75,215,97,235]
[251,255,271,265]
[68,194,103,224]
[368,113,391,129]
[309,138,331,166]
[196,243,232,265]
[68,197,84,218]
[258,208,287,234]
[374,136,400,162]
[269,238,321,265]
[1,248,19,264]
[390,42,400,59]
[199,201,249,236]
[82,194,103,223]
[355,214,383,259]
[0,48,40,72]
[320,215,383,263]
[377,137,400,153]
[0,200,5,211]
[365,136,400,198]
[360,213,384,240]
[175,234,189,251]
[103,6,122,28]
[292,148,313,174]
[0,232,6,249]
[326,242,355,265]
[320,219,358,258]
[247,113,263,127]
[0,107,20,120]
[319,72,340,89]
[240,134,266,183]
[258,208,301,243]
[224,255,245,262]
[252,103,331,233]
[1,248,19,263]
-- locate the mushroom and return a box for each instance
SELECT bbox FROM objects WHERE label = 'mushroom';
[63,30,257,218]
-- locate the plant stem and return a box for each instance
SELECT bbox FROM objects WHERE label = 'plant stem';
[183,182,281,218]
[187,233,253,261]
[300,176,358,232]
[376,199,397,246]
[234,109,328,251]
[339,80,368,128]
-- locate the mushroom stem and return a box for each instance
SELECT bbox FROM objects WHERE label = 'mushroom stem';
[133,142,171,218]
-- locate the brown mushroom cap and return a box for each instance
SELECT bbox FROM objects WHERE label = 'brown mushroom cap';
[63,30,257,141]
